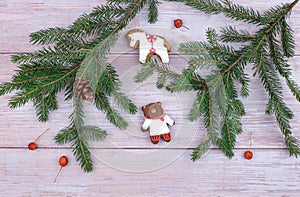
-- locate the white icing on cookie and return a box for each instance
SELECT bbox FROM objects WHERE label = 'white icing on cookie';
[126,29,171,64]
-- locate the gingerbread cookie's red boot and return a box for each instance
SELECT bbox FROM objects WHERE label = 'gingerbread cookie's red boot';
[162,133,171,142]
[150,135,160,144]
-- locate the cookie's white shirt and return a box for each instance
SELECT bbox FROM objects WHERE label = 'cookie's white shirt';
[142,114,174,136]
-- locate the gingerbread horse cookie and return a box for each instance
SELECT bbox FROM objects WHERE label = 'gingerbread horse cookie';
[126,29,171,64]
[141,102,175,144]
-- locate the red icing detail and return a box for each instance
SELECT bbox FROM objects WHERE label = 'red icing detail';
[146,34,157,53]
[162,133,171,142]
[150,135,160,144]
[150,48,156,53]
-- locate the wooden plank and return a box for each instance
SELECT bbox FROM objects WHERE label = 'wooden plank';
[0,0,299,54]
[1,54,300,149]
[0,149,299,196]
[0,0,107,53]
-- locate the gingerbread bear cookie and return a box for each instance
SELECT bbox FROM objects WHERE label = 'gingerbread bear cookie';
[126,29,171,64]
[141,102,175,144]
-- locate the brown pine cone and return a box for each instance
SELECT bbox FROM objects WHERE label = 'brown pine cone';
[73,78,94,102]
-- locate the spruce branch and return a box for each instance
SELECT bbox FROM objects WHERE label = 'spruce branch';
[54,98,107,172]
[94,92,128,130]
[136,0,300,160]
[191,138,211,161]
[148,0,161,23]
[220,26,255,43]
[167,0,262,24]
[280,19,295,57]
[208,1,299,158]
[34,93,58,122]
[1,0,160,172]
[134,59,180,86]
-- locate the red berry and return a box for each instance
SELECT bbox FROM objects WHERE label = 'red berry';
[54,156,68,183]
[28,142,37,150]
[244,150,253,160]
[174,19,183,28]
[59,156,68,167]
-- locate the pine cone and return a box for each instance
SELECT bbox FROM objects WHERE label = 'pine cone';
[73,78,94,102]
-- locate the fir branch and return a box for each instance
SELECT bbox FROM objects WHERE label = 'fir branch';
[34,93,58,122]
[71,5,125,37]
[147,60,180,79]
[8,65,79,108]
[112,91,138,114]
[285,135,300,157]
[261,3,291,25]
[98,64,121,95]
[190,75,227,160]
[134,64,155,83]
[189,89,207,121]
[216,138,234,158]
[134,60,180,89]
[54,127,76,145]
[179,41,240,62]
[280,19,295,58]
[75,0,147,95]
[146,0,300,160]
[94,92,128,130]
[11,47,84,65]
[30,27,70,45]
[148,0,160,23]
[72,137,93,172]
[286,79,300,102]
[0,82,18,96]
[220,26,255,43]
[168,0,223,15]
[206,27,219,47]
[254,45,299,156]
[54,99,107,172]
[170,66,196,92]
[75,33,119,94]
[266,33,300,102]
[81,126,107,141]
[167,0,262,24]
[156,73,168,89]
[191,139,211,161]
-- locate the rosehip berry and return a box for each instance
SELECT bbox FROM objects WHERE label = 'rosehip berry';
[59,156,68,167]
[174,19,189,30]
[174,19,183,28]
[28,142,37,150]
[244,150,253,160]
[54,156,68,183]
[27,128,50,151]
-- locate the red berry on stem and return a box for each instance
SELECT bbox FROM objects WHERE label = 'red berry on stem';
[174,19,189,30]
[174,19,183,28]
[54,156,68,183]
[59,156,68,167]
[27,128,50,151]
[28,142,37,150]
[244,150,253,160]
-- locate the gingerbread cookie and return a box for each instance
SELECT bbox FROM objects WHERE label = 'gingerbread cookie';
[141,102,175,144]
[126,29,171,64]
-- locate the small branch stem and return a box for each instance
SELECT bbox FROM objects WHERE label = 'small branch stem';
[53,167,63,183]
[34,128,50,142]
[223,0,299,76]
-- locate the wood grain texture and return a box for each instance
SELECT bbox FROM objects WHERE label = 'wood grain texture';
[0,0,300,196]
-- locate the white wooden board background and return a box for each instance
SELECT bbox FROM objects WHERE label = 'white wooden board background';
[1,0,300,196]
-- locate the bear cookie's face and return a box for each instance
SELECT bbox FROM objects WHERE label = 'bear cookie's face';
[142,102,164,119]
